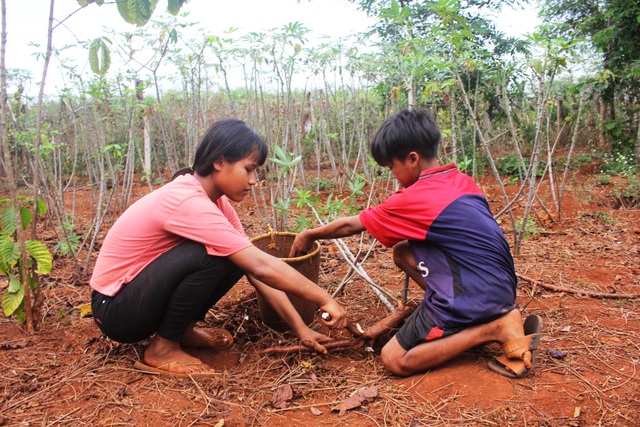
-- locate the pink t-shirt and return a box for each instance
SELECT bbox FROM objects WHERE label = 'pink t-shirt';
[90,174,252,296]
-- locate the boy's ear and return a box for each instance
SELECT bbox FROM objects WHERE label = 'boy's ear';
[408,151,420,165]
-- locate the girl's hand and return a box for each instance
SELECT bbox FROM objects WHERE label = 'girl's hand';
[319,300,347,329]
[299,328,333,354]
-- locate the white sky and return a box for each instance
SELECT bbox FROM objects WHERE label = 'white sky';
[4,0,539,97]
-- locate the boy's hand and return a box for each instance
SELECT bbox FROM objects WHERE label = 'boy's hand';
[289,230,315,257]
[299,328,333,354]
[319,300,347,329]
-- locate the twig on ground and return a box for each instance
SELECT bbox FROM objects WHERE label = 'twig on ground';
[517,273,640,299]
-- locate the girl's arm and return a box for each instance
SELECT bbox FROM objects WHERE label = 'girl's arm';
[247,276,333,353]
[229,245,347,329]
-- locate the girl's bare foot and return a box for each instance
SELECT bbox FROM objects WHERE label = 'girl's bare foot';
[180,327,233,349]
[141,335,214,375]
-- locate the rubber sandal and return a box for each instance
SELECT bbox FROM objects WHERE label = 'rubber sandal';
[488,314,543,378]
[133,360,217,377]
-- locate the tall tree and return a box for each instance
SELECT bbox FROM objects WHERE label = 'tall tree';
[540,0,640,158]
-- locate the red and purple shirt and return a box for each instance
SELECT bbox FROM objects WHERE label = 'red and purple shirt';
[360,164,516,329]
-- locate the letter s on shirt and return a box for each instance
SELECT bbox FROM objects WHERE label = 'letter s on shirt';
[418,261,429,277]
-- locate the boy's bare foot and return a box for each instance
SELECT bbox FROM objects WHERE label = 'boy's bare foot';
[489,309,526,346]
[487,312,544,378]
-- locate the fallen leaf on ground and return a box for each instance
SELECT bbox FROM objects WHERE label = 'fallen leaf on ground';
[310,406,322,415]
[0,340,28,350]
[331,386,378,416]
[269,384,293,409]
[547,349,568,359]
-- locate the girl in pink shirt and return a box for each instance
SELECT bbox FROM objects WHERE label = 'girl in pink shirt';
[90,119,347,377]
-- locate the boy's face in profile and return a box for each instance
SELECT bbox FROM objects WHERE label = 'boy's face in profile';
[387,152,421,189]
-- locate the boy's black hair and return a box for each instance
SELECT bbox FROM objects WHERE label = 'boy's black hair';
[370,108,441,166]
[173,118,267,179]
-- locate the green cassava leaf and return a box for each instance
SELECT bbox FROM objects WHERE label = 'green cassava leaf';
[0,206,16,235]
[7,273,21,293]
[2,274,24,316]
[167,0,187,15]
[89,38,111,75]
[25,240,53,275]
[0,237,20,269]
[1,206,31,236]
[117,0,135,24]
[36,198,47,216]
[118,0,159,27]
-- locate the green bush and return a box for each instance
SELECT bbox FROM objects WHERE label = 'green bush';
[595,174,611,185]
[601,152,637,176]
[496,154,546,178]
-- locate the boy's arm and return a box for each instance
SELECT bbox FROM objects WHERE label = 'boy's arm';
[289,215,366,257]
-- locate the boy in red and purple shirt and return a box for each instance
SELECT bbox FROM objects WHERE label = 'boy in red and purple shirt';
[291,109,542,378]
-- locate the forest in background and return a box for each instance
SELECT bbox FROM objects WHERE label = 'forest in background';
[0,0,639,331]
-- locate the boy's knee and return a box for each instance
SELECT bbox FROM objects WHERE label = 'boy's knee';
[380,339,411,377]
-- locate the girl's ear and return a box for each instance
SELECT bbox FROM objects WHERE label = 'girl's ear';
[212,157,225,172]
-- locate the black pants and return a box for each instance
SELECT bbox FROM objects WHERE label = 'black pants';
[91,240,244,343]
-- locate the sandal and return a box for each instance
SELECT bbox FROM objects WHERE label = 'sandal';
[488,314,543,378]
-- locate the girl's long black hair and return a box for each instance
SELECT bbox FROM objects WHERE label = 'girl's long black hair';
[173,118,268,180]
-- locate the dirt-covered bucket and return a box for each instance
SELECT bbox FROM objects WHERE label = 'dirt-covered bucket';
[250,231,320,332]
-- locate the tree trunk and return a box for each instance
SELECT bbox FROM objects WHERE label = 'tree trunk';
[598,97,607,149]
[635,108,640,166]
[0,0,34,333]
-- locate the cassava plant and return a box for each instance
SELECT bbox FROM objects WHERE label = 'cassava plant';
[0,197,52,324]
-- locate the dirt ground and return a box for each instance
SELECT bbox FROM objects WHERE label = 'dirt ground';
[1,163,639,427]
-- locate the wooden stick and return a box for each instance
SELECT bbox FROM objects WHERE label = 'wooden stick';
[360,303,416,339]
[258,339,364,355]
[517,273,640,300]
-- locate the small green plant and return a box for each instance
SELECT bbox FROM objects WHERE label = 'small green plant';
[613,175,640,208]
[0,197,52,324]
[289,189,319,232]
[455,156,472,173]
[272,197,292,219]
[517,216,540,240]
[592,211,613,225]
[269,145,302,176]
[56,307,71,326]
[574,153,594,166]
[595,174,611,186]
[311,177,333,191]
[496,154,546,178]
[54,221,81,257]
[346,175,366,215]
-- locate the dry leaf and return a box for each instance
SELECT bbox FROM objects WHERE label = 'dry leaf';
[331,386,378,416]
[269,384,293,409]
[80,304,93,318]
[309,406,322,416]
[0,340,28,350]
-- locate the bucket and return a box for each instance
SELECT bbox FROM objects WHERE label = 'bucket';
[250,231,320,332]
